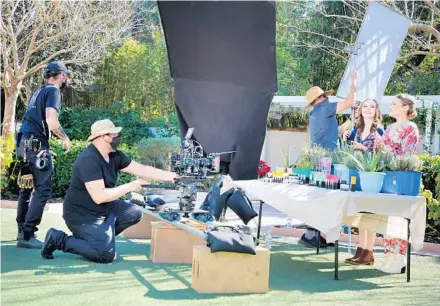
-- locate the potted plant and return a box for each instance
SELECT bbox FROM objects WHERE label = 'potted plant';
[342,150,386,193]
[388,154,423,196]
[287,109,297,130]
[380,152,397,193]
[296,109,309,130]
[293,144,329,177]
[280,148,292,173]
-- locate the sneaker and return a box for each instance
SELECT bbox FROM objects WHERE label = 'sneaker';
[299,234,327,249]
[17,232,36,241]
[17,236,43,249]
[41,228,57,259]
[298,234,316,248]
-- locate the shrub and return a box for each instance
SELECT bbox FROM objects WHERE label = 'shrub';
[2,139,139,199]
[59,103,153,146]
[137,136,181,170]
[50,139,90,197]
[423,189,440,227]
[418,154,440,199]
[59,102,181,146]
[50,139,139,197]
[0,134,18,196]
[418,155,440,232]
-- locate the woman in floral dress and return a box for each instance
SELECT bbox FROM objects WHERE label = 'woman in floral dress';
[377,94,419,274]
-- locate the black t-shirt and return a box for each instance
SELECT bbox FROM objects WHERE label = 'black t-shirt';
[19,84,61,147]
[63,144,132,225]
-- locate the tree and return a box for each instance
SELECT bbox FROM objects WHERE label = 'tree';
[1,0,153,139]
[94,31,174,120]
[276,1,352,93]
[288,0,440,60]
[277,0,440,95]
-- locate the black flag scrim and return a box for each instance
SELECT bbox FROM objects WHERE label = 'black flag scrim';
[158,1,277,180]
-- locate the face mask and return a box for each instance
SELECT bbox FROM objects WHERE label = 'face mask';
[110,136,121,150]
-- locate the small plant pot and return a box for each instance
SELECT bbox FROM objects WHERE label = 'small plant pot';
[381,171,397,194]
[395,171,422,196]
[293,168,311,178]
[358,171,386,194]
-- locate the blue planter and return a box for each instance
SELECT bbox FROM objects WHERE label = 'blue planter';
[395,171,422,196]
[359,172,386,194]
[349,168,362,191]
[381,171,398,194]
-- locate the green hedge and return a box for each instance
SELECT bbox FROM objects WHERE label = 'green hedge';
[419,155,440,229]
[50,140,139,197]
[59,102,180,146]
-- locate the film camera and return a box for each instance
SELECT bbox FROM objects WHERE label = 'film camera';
[133,128,233,219]
[169,128,222,179]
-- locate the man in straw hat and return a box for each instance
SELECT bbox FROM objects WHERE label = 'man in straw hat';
[299,73,358,249]
[40,119,178,263]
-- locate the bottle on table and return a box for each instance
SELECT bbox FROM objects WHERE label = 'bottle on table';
[350,176,357,192]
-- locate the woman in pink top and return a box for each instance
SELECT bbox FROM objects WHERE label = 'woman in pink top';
[377,94,419,274]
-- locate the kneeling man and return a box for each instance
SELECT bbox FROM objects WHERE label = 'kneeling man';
[41,119,177,263]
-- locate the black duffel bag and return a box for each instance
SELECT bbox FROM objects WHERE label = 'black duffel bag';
[206,225,256,255]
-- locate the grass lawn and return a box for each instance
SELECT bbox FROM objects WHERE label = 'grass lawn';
[2,208,440,306]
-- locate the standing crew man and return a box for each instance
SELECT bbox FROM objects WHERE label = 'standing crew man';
[299,73,358,249]
[16,61,72,249]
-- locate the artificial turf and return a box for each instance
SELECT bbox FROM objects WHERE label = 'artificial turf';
[1,208,440,306]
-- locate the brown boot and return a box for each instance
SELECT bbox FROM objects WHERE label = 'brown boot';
[351,249,374,265]
[345,247,363,263]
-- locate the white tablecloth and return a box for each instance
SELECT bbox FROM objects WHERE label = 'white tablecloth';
[231,180,427,251]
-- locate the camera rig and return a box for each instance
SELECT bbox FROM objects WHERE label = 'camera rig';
[169,127,226,179]
[134,128,234,219]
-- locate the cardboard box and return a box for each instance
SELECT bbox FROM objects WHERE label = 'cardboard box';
[150,221,206,264]
[192,245,270,293]
[120,211,160,239]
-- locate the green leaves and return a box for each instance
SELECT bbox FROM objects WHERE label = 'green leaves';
[339,150,385,172]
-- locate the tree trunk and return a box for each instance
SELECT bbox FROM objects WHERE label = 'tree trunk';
[1,85,21,141]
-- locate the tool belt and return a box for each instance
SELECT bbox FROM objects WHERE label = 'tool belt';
[15,134,53,189]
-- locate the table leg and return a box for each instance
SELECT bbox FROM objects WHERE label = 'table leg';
[334,240,339,280]
[256,200,264,246]
[407,218,411,282]
[316,230,320,255]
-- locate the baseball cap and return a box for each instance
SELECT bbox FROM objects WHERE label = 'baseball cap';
[45,61,71,75]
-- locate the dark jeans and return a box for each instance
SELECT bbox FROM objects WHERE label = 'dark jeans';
[16,150,53,239]
[54,200,142,263]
